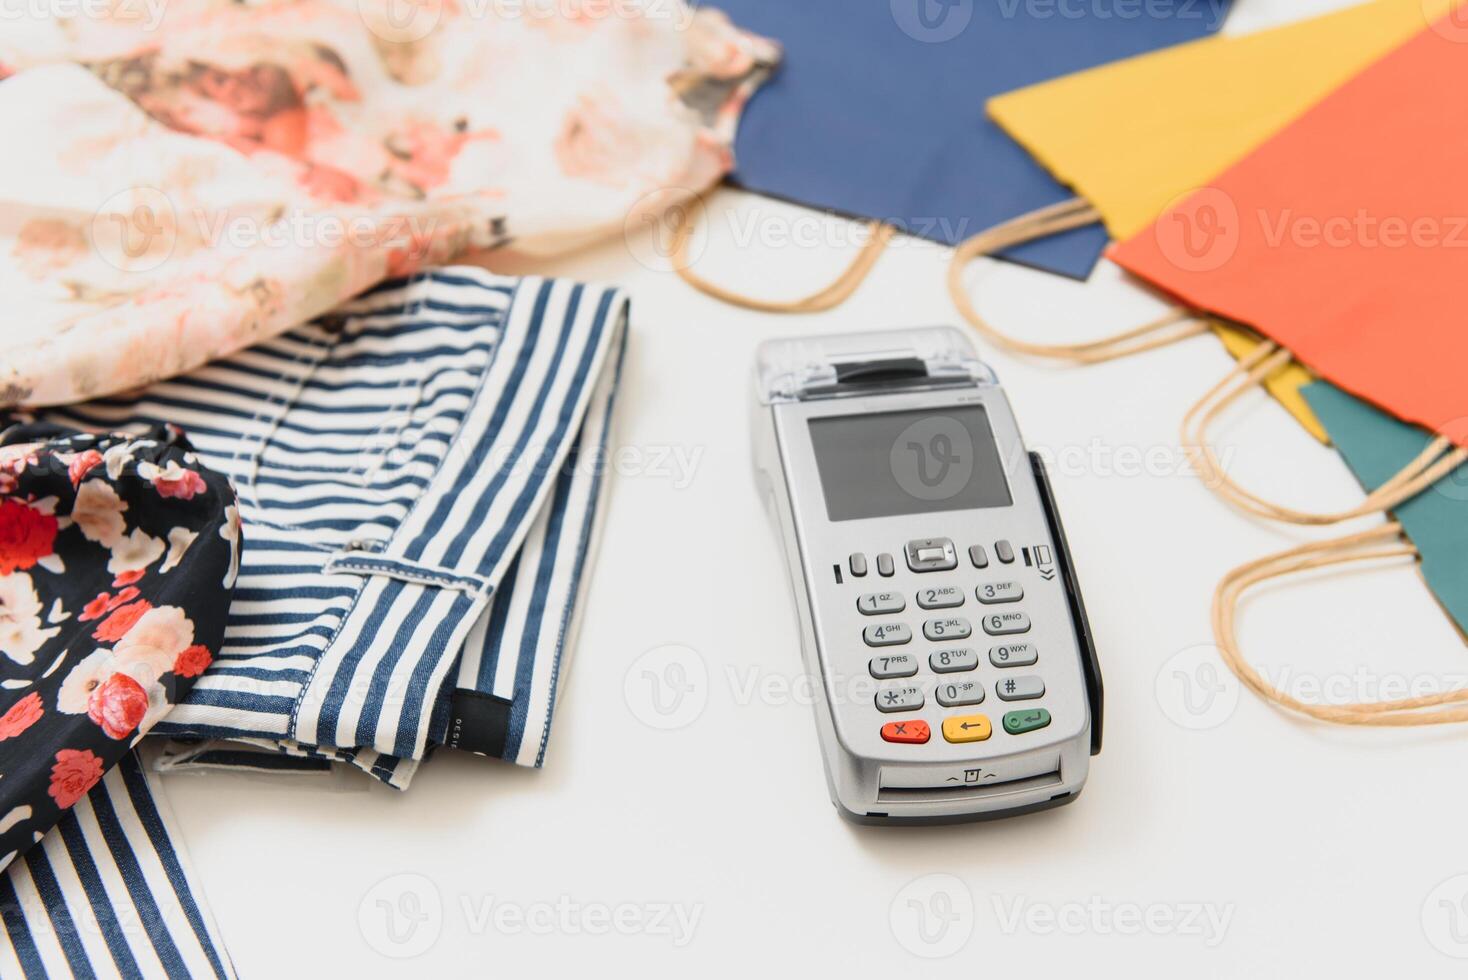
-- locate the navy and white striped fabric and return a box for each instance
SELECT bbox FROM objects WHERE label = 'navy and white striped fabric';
[0,752,234,979]
[42,268,629,787]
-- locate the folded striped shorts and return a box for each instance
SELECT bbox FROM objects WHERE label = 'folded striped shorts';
[40,269,629,787]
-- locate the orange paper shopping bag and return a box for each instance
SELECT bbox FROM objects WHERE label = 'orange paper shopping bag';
[1110,17,1468,442]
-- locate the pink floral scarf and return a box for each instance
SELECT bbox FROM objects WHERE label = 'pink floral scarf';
[0,0,777,407]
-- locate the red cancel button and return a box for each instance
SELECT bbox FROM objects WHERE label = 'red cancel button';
[881,720,930,744]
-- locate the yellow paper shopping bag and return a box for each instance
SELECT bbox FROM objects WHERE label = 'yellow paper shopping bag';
[971,0,1464,441]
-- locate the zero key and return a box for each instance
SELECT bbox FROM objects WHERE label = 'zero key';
[881,720,931,744]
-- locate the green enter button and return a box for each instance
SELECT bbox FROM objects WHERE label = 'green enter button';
[1002,709,1051,735]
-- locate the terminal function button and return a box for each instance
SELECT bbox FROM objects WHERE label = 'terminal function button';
[982,611,1031,636]
[977,581,1024,605]
[864,623,912,647]
[916,585,964,610]
[929,648,978,674]
[905,538,958,573]
[936,680,985,707]
[869,653,919,679]
[857,592,906,616]
[942,714,993,744]
[1003,709,1051,735]
[876,686,925,713]
[995,540,1016,564]
[995,675,1045,701]
[924,617,972,641]
[968,545,989,569]
[877,553,895,577]
[849,553,868,577]
[881,720,930,744]
[989,642,1038,668]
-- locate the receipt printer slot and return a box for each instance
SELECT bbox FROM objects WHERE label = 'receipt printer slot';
[878,754,1061,797]
[877,768,1063,805]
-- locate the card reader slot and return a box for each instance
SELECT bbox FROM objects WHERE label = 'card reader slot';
[876,768,1063,805]
[1030,452,1104,756]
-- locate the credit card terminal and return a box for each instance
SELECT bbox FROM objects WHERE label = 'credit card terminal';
[751,328,1102,824]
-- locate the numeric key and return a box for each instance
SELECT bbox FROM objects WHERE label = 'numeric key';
[916,586,964,609]
[989,642,1038,667]
[869,654,919,679]
[864,623,912,647]
[929,647,978,673]
[935,680,984,707]
[981,611,1031,636]
[857,592,906,616]
[976,581,1023,604]
[923,617,972,641]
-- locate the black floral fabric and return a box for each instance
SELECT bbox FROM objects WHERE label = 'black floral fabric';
[0,422,239,869]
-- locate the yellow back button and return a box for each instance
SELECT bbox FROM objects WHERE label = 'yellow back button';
[941,714,992,743]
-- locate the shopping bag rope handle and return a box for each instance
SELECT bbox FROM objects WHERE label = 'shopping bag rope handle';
[1182,341,1468,525]
[669,192,894,314]
[946,198,1209,362]
[1212,523,1468,725]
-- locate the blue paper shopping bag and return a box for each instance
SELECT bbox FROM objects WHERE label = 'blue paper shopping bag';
[715,0,1232,278]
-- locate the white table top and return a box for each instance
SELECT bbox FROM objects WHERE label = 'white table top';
[161,2,1468,973]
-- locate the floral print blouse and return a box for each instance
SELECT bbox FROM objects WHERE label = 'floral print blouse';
[0,422,239,869]
[0,0,778,407]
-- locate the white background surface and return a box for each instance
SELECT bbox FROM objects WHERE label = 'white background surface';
[160,1,1468,975]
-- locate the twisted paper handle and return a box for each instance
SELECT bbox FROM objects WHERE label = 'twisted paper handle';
[1212,523,1468,725]
[946,198,1209,362]
[1182,341,1468,525]
[669,192,893,313]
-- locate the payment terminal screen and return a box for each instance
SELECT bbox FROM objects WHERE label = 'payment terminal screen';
[807,406,1012,522]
